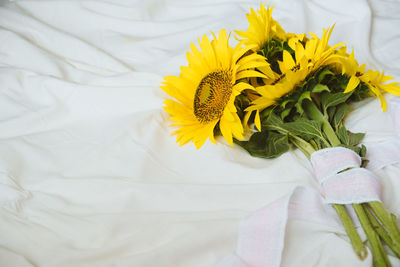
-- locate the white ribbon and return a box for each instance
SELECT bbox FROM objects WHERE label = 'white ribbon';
[218,97,400,267]
[311,147,381,204]
[217,187,341,267]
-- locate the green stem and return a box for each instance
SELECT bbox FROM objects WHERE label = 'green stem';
[364,204,400,258]
[368,202,400,246]
[353,204,390,267]
[289,116,367,260]
[289,134,315,158]
[391,214,400,240]
[333,204,368,260]
[290,139,310,158]
[309,139,320,151]
[304,100,341,147]
[304,101,399,264]
[322,120,341,147]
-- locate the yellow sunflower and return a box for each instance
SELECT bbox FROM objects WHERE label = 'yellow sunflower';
[235,3,286,86]
[247,49,310,113]
[235,3,286,52]
[161,30,267,148]
[244,26,345,128]
[254,27,343,101]
[303,26,345,72]
[340,50,400,111]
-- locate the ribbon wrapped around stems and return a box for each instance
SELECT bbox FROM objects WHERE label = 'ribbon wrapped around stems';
[218,98,400,267]
[310,147,381,205]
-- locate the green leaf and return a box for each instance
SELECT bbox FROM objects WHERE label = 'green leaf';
[336,125,365,146]
[260,37,286,74]
[332,103,351,130]
[283,41,295,57]
[317,68,334,83]
[327,106,336,124]
[281,107,292,120]
[234,93,251,120]
[325,74,350,93]
[350,81,372,102]
[295,91,312,114]
[312,84,330,93]
[283,118,323,141]
[361,159,369,168]
[337,125,349,145]
[281,99,294,108]
[348,131,365,146]
[321,91,353,113]
[262,111,326,145]
[259,107,274,125]
[360,144,367,158]
[262,112,287,133]
[303,77,317,92]
[303,99,327,124]
[235,131,290,159]
[261,132,290,158]
[342,144,361,155]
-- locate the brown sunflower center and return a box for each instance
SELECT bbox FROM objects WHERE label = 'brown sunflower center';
[193,70,232,123]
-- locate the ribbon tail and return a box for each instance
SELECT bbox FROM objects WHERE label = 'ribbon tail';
[217,186,339,267]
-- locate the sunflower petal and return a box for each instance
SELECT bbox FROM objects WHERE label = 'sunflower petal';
[254,110,261,131]
[283,50,296,70]
[219,117,233,146]
[344,76,360,93]
[237,60,269,72]
[236,70,267,80]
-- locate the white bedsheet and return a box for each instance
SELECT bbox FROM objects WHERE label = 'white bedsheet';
[0,0,399,266]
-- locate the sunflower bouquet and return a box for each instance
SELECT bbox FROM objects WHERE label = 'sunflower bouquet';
[161,4,400,266]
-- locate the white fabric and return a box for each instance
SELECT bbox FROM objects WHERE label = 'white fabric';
[0,1,400,267]
[366,98,400,171]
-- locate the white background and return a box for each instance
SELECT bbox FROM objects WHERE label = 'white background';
[0,0,399,266]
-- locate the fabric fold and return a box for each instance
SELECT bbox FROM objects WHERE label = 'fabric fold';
[366,97,400,171]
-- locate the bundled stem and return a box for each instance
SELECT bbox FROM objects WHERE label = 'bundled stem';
[369,202,400,244]
[290,133,368,260]
[333,204,368,259]
[353,204,390,267]
[300,100,400,265]
[364,204,400,258]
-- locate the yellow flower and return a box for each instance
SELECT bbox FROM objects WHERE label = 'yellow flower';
[248,49,310,112]
[248,28,339,108]
[243,46,310,130]
[235,3,286,52]
[289,26,344,74]
[341,50,400,111]
[244,26,345,128]
[341,50,366,92]
[161,30,267,148]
